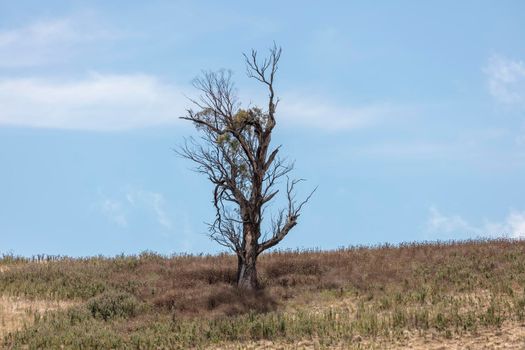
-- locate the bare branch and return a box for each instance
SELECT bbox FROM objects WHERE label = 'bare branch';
[257,178,317,254]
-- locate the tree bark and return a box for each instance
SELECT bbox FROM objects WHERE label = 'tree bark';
[237,255,258,290]
[237,224,259,290]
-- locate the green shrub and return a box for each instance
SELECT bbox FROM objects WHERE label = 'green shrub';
[86,291,141,321]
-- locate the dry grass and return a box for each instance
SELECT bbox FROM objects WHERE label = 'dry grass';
[1,239,525,348]
[210,322,525,349]
[0,296,75,338]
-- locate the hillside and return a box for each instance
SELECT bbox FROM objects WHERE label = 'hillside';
[1,239,525,349]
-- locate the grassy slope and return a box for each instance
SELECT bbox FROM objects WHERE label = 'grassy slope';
[1,239,525,349]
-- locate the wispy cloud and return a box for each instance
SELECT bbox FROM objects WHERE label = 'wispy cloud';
[98,189,173,230]
[426,207,525,239]
[99,199,127,227]
[278,94,397,131]
[0,73,186,130]
[426,207,475,236]
[126,189,172,229]
[0,73,401,131]
[0,16,116,68]
[352,127,515,163]
[0,16,397,134]
[484,211,525,238]
[485,55,525,107]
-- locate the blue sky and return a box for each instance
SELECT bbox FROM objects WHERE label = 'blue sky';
[1,1,525,256]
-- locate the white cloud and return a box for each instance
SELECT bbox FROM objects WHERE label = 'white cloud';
[0,17,116,67]
[278,94,395,130]
[98,189,173,230]
[485,55,525,106]
[126,189,173,229]
[100,199,127,227]
[0,73,399,131]
[484,211,525,238]
[0,73,186,130]
[426,207,525,239]
[427,207,475,235]
[0,17,393,133]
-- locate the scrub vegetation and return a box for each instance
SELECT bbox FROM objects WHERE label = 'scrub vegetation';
[2,239,525,349]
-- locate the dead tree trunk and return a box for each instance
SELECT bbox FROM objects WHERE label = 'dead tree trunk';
[237,251,258,290]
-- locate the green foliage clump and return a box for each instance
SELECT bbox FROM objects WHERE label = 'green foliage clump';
[86,291,142,321]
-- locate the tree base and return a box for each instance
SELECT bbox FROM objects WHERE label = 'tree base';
[237,259,259,290]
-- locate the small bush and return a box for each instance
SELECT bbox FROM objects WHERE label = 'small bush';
[86,291,141,321]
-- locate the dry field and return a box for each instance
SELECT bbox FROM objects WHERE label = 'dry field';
[0,295,74,339]
[1,239,525,349]
[210,322,525,349]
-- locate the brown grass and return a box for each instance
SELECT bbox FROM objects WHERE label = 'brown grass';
[0,296,75,338]
[209,321,525,349]
[2,239,525,348]
[2,239,523,309]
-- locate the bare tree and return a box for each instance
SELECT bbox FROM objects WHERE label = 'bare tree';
[178,45,315,290]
